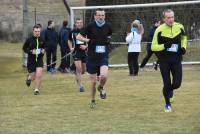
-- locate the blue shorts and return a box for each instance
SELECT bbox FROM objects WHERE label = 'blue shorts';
[87,58,108,74]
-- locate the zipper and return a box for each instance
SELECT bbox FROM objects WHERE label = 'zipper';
[36,38,39,62]
[170,25,173,37]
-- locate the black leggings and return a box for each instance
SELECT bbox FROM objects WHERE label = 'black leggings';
[128,52,139,75]
[159,61,182,105]
[140,50,153,68]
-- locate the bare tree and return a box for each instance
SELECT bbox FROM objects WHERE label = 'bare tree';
[62,0,70,15]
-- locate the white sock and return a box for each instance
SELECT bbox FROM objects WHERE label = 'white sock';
[34,89,39,92]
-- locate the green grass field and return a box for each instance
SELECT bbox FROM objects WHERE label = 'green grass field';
[0,42,200,134]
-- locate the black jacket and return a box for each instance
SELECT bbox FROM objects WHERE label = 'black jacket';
[23,36,45,60]
[44,27,58,48]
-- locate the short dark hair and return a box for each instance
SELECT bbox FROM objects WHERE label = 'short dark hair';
[48,20,53,26]
[36,23,42,28]
[95,8,104,15]
[162,9,174,18]
[33,25,40,30]
[153,18,159,24]
[63,20,68,27]
[75,17,81,22]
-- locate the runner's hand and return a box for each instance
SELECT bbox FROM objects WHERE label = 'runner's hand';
[80,45,87,50]
[70,47,74,52]
[31,49,36,54]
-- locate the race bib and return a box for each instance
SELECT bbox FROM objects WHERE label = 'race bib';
[76,40,84,45]
[95,46,105,53]
[167,44,179,52]
[36,49,41,55]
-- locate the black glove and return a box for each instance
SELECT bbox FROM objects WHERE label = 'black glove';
[164,42,172,48]
[180,48,186,55]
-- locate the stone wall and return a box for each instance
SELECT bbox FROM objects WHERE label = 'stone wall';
[0,0,85,41]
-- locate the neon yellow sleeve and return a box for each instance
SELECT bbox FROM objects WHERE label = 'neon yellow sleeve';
[151,27,165,52]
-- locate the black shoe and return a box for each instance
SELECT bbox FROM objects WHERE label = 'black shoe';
[34,89,40,95]
[79,86,85,92]
[97,85,106,99]
[90,100,97,109]
[26,75,31,87]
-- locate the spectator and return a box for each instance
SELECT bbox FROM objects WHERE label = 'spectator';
[140,18,161,70]
[126,19,144,76]
[58,20,71,73]
[44,20,58,74]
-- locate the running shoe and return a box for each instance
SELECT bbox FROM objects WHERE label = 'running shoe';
[80,86,85,92]
[97,85,106,99]
[164,104,172,112]
[26,75,31,87]
[47,68,53,74]
[90,100,96,109]
[34,89,40,95]
[51,68,57,74]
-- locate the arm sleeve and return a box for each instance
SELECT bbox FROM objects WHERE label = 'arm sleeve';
[41,39,46,49]
[63,30,70,44]
[148,28,154,42]
[108,25,112,36]
[125,32,133,44]
[22,38,31,54]
[151,28,165,52]
[56,32,59,44]
[80,25,90,37]
[68,31,73,41]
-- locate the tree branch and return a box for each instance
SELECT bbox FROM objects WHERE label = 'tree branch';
[62,0,70,15]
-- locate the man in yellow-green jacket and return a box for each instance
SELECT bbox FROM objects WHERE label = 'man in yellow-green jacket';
[151,9,187,112]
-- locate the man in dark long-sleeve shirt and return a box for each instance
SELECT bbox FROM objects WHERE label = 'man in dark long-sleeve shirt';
[23,25,45,95]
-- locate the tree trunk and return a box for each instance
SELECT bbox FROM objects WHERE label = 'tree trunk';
[62,0,70,15]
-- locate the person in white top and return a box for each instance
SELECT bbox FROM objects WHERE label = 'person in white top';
[126,19,144,76]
